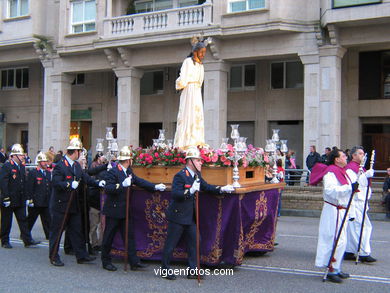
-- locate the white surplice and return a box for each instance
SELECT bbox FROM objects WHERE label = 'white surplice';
[315,172,353,271]
[345,168,374,256]
[174,57,205,150]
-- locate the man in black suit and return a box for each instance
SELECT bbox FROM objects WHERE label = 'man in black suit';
[0,147,8,164]
[101,146,166,272]
[27,152,52,240]
[161,147,234,280]
[0,144,40,248]
[49,138,106,266]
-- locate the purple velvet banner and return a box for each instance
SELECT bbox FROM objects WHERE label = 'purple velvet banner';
[103,188,279,266]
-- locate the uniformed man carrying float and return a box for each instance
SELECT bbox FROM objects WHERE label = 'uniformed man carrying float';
[161,147,234,280]
[101,145,166,272]
[49,138,106,266]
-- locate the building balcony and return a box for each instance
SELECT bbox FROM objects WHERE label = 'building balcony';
[321,0,390,27]
[102,2,212,39]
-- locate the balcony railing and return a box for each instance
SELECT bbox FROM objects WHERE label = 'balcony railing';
[103,3,212,37]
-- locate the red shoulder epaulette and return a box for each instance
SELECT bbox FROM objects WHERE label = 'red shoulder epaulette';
[64,159,69,167]
[118,164,123,171]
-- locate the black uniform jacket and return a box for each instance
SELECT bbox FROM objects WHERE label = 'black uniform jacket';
[27,168,52,207]
[0,160,27,207]
[166,168,220,225]
[103,164,156,219]
[51,157,99,214]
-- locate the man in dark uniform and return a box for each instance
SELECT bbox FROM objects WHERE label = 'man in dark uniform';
[49,138,106,266]
[0,147,8,164]
[0,144,40,248]
[101,146,166,272]
[27,152,52,240]
[161,147,234,280]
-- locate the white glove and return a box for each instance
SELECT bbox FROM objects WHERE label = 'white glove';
[3,200,10,207]
[190,180,200,194]
[365,169,374,178]
[71,181,79,190]
[99,180,106,187]
[122,175,132,187]
[220,185,235,194]
[155,183,166,191]
[107,163,113,171]
[26,200,34,208]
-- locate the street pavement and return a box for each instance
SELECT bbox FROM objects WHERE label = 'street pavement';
[0,215,389,293]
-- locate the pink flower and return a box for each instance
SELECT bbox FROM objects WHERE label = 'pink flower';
[216,149,223,156]
[154,153,159,158]
[211,154,218,163]
[227,144,234,151]
[228,151,234,157]
[223,160,231,166]
[248,144,254,150]
[220,156,227,162]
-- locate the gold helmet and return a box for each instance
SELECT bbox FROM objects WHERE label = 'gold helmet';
[67,138,83,150]
[185,147,201,160]
[10,143,24,156]
[36,152,48,162]
[117,146,132,161]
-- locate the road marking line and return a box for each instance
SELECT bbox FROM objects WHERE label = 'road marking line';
[278,234,389,243]
[10,238,62,248]
[241,264,390,284]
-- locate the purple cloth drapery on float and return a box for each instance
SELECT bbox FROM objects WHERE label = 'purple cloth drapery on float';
[101,188,280,266]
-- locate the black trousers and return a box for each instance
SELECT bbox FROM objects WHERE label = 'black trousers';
[0,206,33,245]
[161,221,197,270]
[101,216,139,266]
[49,210,88,261]
[27,207,50,239]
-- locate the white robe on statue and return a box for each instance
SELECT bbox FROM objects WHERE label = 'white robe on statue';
[315,172,353,271]
[174,57,205,150]
[345,168,374,256]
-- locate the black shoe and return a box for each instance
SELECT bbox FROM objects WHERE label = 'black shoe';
[162,274,177,280]
[343,252,355,260]
[326,274,343,283]
[50,259,64,267]
[359,255,377,263]
[103,263,117,271]
[338,272,350,279]
[24,240,41,247]
[77,256,96,264]
[2,243,13,249]
[130,262,147,271]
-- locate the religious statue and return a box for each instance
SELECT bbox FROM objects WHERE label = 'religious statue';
[173,35,210,150]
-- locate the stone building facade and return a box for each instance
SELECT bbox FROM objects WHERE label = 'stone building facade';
[0,0,389,168]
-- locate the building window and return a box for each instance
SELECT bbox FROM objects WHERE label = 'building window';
[1,68,29,90]
[333,0,381,9]
[229,64,256,90]
[228,0,265,13]
[359,50,390,100]
[71,0,96,34]
[141,70,164,95]
[271,61,303,89]
[72,73,85,85]
[7,0,29,18]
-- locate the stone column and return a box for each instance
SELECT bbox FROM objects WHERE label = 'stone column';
[42,61,74,152]
[299,52,320,167]
[114,67,143,148]
[203,61,229,149]
[318,46,346,151]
